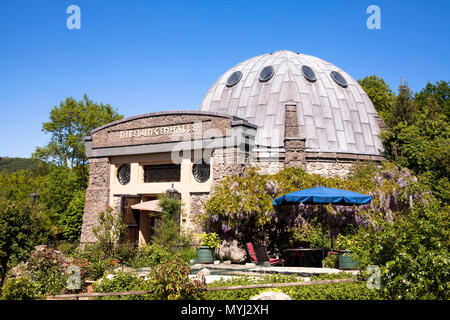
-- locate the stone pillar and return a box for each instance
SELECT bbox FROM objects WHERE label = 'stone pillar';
[284,105,306,169]
[285,105,300,138]
[188,192,210,234]
[211,147,247,184]
[80,157,111,243]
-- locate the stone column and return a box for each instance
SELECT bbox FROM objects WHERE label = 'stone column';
[211,147,247,184]
[80,157,111,243]
[284,105,306,169]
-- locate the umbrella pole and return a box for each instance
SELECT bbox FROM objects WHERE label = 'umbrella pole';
[321,205,325,266]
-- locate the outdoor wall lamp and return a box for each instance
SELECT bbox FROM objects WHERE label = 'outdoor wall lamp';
[165,183,178,199]
[28,188,40,204]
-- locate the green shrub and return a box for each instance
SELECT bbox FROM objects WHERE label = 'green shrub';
[131,243,173,269]
[283,282,382,300]
[72,243,109,281]
[206,274,382,300]
[1,277,38,300]
[322,254,339,269]
[310,272,355,281]
[350,202,450,300]
[71,207,127,280]
[94,256,206,300]
[92,271,149,300]
[148,256,206,300]
[206,274,302,300]
[176,246,197,263]
[70,257,92,289]
[55,241,79,257]
[113,243,138,266]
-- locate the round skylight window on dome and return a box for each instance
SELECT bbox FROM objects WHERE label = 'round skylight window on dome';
[226,71,243,87]
[330,71,348,88]
[259,66,274,82]
[302,65,316,82]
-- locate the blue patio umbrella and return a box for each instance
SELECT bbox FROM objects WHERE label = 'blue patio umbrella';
[273,186,372,264]
[272,186,372,206]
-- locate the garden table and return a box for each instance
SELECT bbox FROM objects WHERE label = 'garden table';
[283,248,323,267]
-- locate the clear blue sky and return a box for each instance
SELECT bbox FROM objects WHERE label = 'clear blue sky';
[0,0,449,157]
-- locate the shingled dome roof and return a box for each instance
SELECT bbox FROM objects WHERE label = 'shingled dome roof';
[199,50,383,156]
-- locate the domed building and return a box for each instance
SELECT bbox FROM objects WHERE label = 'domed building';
[199,50,384,175]
[80,50,384,244]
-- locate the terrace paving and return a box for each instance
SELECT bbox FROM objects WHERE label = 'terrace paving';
[191,263,359,278]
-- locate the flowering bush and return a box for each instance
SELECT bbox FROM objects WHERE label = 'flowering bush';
[110,259,120,267]
[26,246,69,296]
[200,163,427,253]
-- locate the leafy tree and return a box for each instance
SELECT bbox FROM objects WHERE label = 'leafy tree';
[153,193,183,250]
[0,169,42,202]
[414,80,449,118]
[385,82,417,128]
[380,80,449,202]
[358,75,395,119]
[58,190,85,242]
[0,157,41,174]
[39,166,87,229]
[33,94,123,169]
[0,201,34,287]
[350,200,449,300]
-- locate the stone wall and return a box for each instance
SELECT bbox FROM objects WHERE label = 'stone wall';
[250,161,285,175]
[305,161,355,178]
[187,192,210,234]
[80,158,111,243]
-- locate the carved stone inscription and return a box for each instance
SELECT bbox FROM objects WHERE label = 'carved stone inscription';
[118,123,197,139]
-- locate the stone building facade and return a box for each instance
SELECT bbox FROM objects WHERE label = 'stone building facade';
[80,111,256,243]
[80,50,384,245]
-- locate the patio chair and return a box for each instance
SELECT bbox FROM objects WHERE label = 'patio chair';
[245,242,259,264]
[246,242,284,266]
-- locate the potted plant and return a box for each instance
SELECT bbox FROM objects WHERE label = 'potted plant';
[335,234,359,270]
[194,232,220,264]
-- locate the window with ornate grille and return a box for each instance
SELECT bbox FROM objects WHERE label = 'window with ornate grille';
[192,161,210,183]
[143,164,181,183]
[117,164,131,185]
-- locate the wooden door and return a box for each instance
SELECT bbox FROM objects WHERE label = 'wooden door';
[121,195,141,244]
